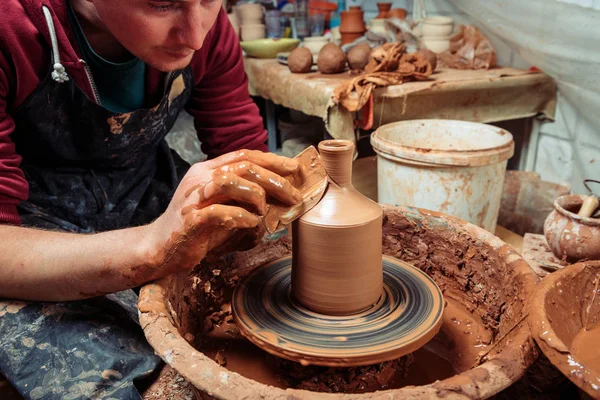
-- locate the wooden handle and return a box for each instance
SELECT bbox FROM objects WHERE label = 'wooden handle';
[578,195,600,218]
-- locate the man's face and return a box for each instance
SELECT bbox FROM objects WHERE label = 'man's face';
[90,0,222,71]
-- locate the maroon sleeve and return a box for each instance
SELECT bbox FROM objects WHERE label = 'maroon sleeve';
[185,9,268,159]
[0,64,28,225]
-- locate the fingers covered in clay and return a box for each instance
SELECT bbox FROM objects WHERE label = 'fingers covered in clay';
[207,150,299,177]
[184,174,268,216]
[215,162,301,205]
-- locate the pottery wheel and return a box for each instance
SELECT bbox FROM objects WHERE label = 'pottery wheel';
[232,255,444,367]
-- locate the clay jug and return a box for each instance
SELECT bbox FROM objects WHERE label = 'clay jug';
[375,2,392,18]
[292,140,383,315]
[340,10,366,34]
[387,8,407,20]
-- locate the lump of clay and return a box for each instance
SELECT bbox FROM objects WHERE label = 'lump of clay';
[317,43,347,74]
[347,43,372,71]
[288,47,313,73]
[416,48,437,72]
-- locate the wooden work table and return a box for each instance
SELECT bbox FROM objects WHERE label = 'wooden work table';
[244,58,557,171]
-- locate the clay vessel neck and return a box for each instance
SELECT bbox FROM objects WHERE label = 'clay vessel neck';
[318,140,353,186]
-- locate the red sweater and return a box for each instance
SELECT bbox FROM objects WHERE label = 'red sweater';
[0,0,267,225]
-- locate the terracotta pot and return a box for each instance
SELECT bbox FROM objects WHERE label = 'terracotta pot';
[528,261,600,398]
[386,8,407,19]
[340,10,366,33]
[349,6,362,12]
[139,205,538,399]
[292,140,383,315]
[340,31,363,45]
[375,2,392,19]
[544,194,600,262]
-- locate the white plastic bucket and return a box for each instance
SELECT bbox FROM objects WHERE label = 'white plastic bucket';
[371,120,514,232]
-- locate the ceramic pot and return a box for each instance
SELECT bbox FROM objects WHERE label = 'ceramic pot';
[235,3,264,23]
[386,8,407,19]
[422,16,454,37]
[240,23,266,41]
[340,10,366,33]
[369,18,386,36]
[544,194,600,262]
[375,2,392,19]
[349,6,362,12]
[292,140,383,315]
[422,36,451,53]
[302,36,330,54]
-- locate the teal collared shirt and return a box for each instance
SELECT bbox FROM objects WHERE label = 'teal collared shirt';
[67,1,146,113]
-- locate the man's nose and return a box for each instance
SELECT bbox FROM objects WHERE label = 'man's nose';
[181,4,206,51]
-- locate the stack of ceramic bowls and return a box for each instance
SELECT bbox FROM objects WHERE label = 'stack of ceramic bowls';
[340,7,366,45]
[236,3,265,41]
[302,36,330,54]
[421,16,454,53]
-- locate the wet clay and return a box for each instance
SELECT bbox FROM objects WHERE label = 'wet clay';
[571,322,600,373]
[199,297,477,393]
[544,194,600,262]
[139,206,538,399]
[528,261,600,398]
[262,146,328,234]
[293,140,383,315]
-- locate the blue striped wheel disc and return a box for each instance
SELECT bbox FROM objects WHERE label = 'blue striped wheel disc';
[232,255,444,367]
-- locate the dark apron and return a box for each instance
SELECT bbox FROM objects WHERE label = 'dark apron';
[0,64,193,399]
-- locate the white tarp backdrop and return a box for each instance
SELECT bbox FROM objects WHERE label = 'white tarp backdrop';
[449,0,600,194]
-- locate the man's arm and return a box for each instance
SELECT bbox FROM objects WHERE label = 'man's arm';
[185,9,268,159]
[0,150,299,302]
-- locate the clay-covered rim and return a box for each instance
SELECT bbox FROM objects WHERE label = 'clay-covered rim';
[554,194,600,226]
[318,139,354,152]
[527,261,600,398]
[371,120,514,167]
[139,206,537,400]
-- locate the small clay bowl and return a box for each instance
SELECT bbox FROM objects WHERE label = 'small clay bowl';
[544,194,600,262]
[528,261,600,398]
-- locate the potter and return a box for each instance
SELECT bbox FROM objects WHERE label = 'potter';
[0,0,303,397]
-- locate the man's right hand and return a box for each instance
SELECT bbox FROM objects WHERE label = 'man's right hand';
[143,150,301,279]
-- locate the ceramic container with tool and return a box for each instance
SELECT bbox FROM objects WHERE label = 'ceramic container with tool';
[544,193,600,262]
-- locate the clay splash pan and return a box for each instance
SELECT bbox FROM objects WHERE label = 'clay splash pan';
[528,261,600,398]
[232,255,444,367]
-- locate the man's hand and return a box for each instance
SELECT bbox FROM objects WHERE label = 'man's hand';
[146,150,301,275]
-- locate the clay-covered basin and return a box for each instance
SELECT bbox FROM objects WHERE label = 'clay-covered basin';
[528,261,600,398]
[139,206,537,399]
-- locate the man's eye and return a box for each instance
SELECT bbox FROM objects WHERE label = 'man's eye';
[149,2,175,12]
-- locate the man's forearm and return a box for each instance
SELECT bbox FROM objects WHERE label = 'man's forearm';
[0,224,160,301]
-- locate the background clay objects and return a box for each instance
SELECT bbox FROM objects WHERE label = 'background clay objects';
[317,43,347,74]
[288,47,314,73]
[347,43,372,70]
[340,9,366,45]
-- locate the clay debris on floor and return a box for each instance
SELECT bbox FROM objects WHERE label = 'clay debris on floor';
[142,366,194,400]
